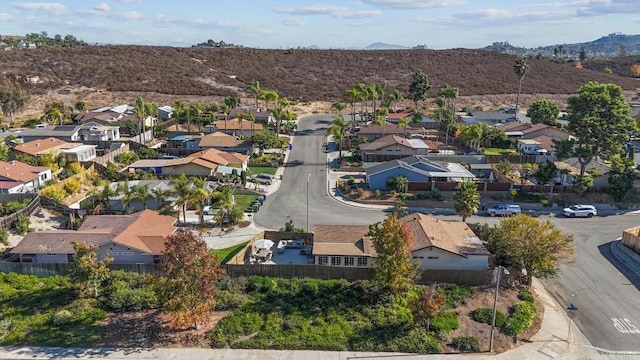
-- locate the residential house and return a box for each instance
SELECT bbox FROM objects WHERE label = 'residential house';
[12,137,97,163]
[357,124,405,142]
[215,108,274,125]
[385,110,414,124]
[469,163,495,182]
[106,179,216,212]
[312,225,376,267]
[195,132,253,154]
[157,105,173,120]
[11,210,177,264]
[365,155,476,190]
[401,214,489,270]
[517,138,553,155]
[0,160,51,194]
[127,148,249,178]
[312,214,489,270]
[17,122,120,143]
[359,134,429,162]
[462,110,529,124]
[75,105,155,133]
[214,118,264,136]
[554,157,611,188]
[499,121,570,140]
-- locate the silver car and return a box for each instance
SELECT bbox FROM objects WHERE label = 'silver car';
[562,205,597,218]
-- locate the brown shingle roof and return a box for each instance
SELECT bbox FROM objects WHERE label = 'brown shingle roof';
[188,148,249,167]
[13,137,72,156]
[529,135,555,152]
[359,134,412,151]
[197,131,249,148]
[358,124,404,135]
[400,213,489,256]
[0,160,49,182]
[312,225,377,257]
[521,123,550,135]
[499,121,531,132]
[11,210,177,255]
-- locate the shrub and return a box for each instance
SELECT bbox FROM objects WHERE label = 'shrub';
[0,228,8,245]
[102,271,159,312]
[374,189,381,199]
[52,309,74,326]
[505,301,537,335]
[439,283,474,308]
[14,214,31,235]
[63,178,82,195]
[216,290,250,310]
[518,289,535,303]
[450,336,480,352]
[471,307,506,327]
[431,188,445,201]
[430,311,460,334]
[347,176,355,185]
[42,187,67,203]
[384,327,442,353]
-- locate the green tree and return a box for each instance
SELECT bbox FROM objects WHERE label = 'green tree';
[0,78,28,123]
[328,115,351,160]
[331,101,347,115]
[161,231,225,329]
[131,183,151,210]
[74,100,87,113]
[398,116,411,137]
[345,87,359,123]
[117,180,135,213]
[453,181,480,222]
[261,90,279,110]
[69,241,112,298]
[247,80,262,110]
[513,56,530,116]
[535,160,558,186]
[0,143,9,161]
[608,156,635,202]
[368,214,416,291]
[170,174,192,223]
[251,130,281,154]
[408,69,431,109]
[527,99,560,126]
[212,186,235,229]
[188,177,211,225]
[386,175,408,193]
[579,48,587,62]
[437,84,459,146]
[497,214,574,282]
[133,97,147,143]
[564,82,637,176]
[391,199,408,218]
[389,89,404,112]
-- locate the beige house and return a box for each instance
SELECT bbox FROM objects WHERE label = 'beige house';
[127,148,249,177]
[0,160,51,194]
[312,225,376,267]
[359,134,429,162]
[11,137,97,162]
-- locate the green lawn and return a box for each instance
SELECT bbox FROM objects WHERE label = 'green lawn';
[234,194,260,211]
[247,166,277,176]
[482,148,518,155]
[210,241,249,264]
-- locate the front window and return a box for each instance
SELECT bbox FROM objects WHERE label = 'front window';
[344,256,354,267]
[331,256,341,266]
[357,257,368,267]
[318,256,328,265]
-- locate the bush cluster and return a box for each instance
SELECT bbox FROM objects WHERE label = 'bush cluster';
[0,199,31,216]
[430,311,460,334]
[101,271,159,312]
[504,301,537,336]
[518,289,535,303]
[398,189,445,202]
[471,307,506,327]
[14,214,31,235]
[450,336,480,352]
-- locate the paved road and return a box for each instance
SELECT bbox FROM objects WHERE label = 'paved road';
[253,114,386,230]
[255,114,640,354]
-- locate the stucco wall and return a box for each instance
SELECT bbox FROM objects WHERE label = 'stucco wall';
[412,247,488,270]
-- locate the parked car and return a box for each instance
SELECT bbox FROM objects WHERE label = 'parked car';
[487,204,521,216]
[250,173,274,185]
[562,205,597,218]
[203,206,213,215]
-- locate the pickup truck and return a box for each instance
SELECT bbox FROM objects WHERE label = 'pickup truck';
[486,204,521,216]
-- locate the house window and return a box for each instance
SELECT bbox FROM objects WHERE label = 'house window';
[318,256,328,265]
[427,256,439,260]
[357,257,368,267]
[344,257,354,267]
[45,253,57,256]
[110,251,119,256]
[331,256,342,266]
[412,256,424,259]
[122,251,134,256]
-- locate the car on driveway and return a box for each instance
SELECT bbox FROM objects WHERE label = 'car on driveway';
[486,204,521,216]
[250,173,274,185]
[562,204,597,218]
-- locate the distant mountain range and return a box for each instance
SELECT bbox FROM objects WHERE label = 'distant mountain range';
[482,33,640,58]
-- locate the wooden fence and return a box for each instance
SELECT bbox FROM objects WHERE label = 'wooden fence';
[93,143,130,165]
[0,262,163,277]
[0,195,40,229]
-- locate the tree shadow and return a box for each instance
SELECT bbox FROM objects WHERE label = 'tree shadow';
[597,241,640,291]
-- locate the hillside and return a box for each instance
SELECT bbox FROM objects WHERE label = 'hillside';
[0,46,638,114]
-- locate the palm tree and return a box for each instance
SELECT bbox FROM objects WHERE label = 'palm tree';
[150,187,172,214]
[437,84,459,146]
[355,83,368,123]
[331,101,347,115]
[117,180,135,214]
[43,107,64,125]
[261,90,279,110]
[345,87,359,123]
[131,183,150,210]
[461,124,483,151]
[132,97,147,143]
[170,174,192,224]
[241,111,255,135]
[375,83,386,117]
[278,97,290,110]
[328,115,351,160]
[189,102,205,132]
[368,84,379,120]
[188,177,211,225]
[389,89,404,112]
[248,80,262,110]
[223,95,240,109]
[513,56,530,118]
[398,116,411,137]
[90,183,116,214]
[453,181,480,222]
[219,103,230,134]
[172,100,186,134]
[144,102,157,140]
[211,186,234,229]
[374,107,389,136]
[271,107,284,137]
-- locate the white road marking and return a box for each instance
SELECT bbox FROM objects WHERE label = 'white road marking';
[611,318,640,334]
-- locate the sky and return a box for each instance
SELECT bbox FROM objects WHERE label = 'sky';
[0,0,639,49]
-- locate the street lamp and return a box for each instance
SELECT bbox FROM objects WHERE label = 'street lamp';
[489,265,510,352]
[306,173,311,232]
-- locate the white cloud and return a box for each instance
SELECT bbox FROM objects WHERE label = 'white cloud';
[281,18,305,26]
[94,3,110,12]
[12,2,66,15]
[120,11,143,20]
[272,5,348,16]
[0,13,12,21]
[341,10,382,18]
[575,0,640,16]
[360,0,466,9]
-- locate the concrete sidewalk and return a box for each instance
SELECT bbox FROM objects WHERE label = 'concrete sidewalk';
[0,278,600,360]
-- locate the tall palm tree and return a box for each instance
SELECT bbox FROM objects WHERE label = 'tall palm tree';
[398,116,411,137]
[248,80,262,110]
[219,103,230,134]
[132,97,147,143]
[150,187,172,214]
[513,56,530,118]
[189,102,205,133]
[355,83,368,124]
[241,111,255,135]
[461,124,483,151]
[368,84,379,121]
[223,95,240,109]
[43,107,64,125]
[172,100,186,135]
[328,115,351,160]
[117,180,135,214]
[170,174,192,224]
[271,107,284,137]
[278,97,290,110]
[131,183,151,210]
[374,107,389,135]
[345,87,359,123]
[188,177,211,225]
[144,102,157,141]
[375,83,386,117]
[90,183,116,214]
[262,90,279,110]
[389,89,404,112]
[211,186,234,229]
[331,101,347,115]
[453,181,480,222]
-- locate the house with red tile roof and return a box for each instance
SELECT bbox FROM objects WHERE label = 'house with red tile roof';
[11,210,177,264]
[11,137,97,162]
[0,160,51,194]
[126,148,249,177]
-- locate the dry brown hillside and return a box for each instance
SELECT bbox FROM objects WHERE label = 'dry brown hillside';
[1,46,638,118]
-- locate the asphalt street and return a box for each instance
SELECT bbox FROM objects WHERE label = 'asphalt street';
[254,113,640,354]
